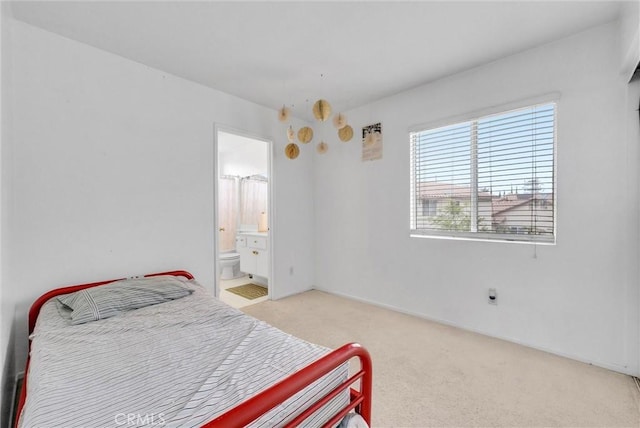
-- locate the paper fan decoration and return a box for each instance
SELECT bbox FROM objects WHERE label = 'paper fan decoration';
[298,127,314,144]
[338,125,354,142]
[316,141,328,154]
[312,99,332,122]
[332,113,347,129]
[287,126,295,143]
[285,143,300,159]
[278,105,290,122]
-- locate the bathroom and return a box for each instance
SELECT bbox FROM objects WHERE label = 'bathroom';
[216,130,270,308]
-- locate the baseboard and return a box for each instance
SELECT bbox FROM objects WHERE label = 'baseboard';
[272,286,314,301]
[313,286,634,376]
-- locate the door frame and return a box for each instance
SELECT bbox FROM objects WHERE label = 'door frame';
[213,124,275,300]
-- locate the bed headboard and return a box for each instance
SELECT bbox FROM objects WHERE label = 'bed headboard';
[27,270,194,334]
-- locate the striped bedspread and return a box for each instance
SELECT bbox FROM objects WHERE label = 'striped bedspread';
[18,280,347,427]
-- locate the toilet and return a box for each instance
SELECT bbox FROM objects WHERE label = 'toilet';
[219,252,242,280]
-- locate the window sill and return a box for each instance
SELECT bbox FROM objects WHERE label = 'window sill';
[409,232,556,245]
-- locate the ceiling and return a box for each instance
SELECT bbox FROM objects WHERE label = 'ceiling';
[9,1,625,121]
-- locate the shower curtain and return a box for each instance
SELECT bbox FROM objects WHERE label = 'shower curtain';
[240,177,268,227]
[218,176,268,252]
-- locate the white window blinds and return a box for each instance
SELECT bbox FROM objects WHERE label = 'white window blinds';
[410,103,556,243]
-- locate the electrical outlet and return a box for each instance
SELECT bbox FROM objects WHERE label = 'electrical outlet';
[488,288,497,305]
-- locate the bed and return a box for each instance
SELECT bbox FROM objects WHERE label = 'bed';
[15,270,372,427]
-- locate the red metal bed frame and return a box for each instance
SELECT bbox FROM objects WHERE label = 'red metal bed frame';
[15,270,373,428]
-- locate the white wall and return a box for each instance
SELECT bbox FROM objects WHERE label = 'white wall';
[621,0,639,81]
[630,77,640,377]
[4,19,316,372]
[314,22,640,375]
[0,3,16,426]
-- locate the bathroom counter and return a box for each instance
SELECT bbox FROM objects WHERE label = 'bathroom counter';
[237,231,268,237]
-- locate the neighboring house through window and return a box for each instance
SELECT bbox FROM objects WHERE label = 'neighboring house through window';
[422,199,437,217]
[409,102,556,243]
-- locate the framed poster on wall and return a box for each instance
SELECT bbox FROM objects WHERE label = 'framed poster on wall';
[362,122,382,161]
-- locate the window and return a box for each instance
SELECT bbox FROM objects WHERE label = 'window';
[410,102,555,243]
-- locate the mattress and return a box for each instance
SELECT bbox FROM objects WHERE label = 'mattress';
[18,279,348,427]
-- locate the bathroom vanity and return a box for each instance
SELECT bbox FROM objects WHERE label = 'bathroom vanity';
[236,232,269,279]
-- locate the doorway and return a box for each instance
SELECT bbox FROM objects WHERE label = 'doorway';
[214,128,272,308]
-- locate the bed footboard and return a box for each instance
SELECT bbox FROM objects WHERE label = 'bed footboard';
[202,342,373,428]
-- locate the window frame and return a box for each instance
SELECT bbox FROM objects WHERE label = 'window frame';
[409,95,558,244]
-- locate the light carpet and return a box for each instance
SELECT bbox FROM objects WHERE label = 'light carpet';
[243,290,640,427]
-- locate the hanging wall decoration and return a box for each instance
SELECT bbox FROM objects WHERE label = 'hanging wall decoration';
[316,141,329,154]
[279,100,353,158]
[312,99,332,122]
[298,127,314,144]
[278,105,291,122]
[285,143,300,159]
[338,125,354,142]
[279,74,355,159]
[333,112,348,129]
[362,122,383,161]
